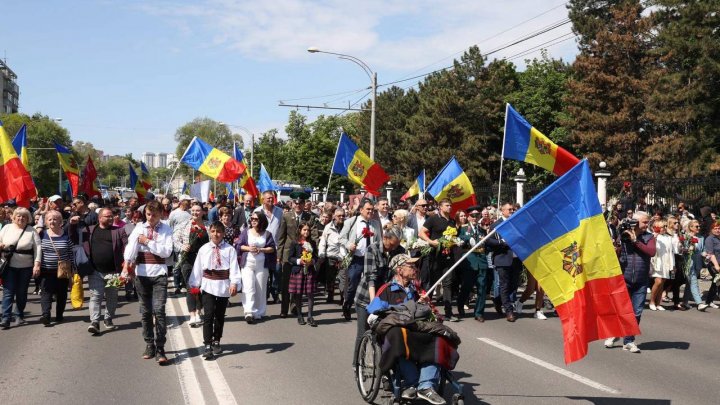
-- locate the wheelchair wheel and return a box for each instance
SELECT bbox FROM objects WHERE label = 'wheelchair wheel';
[355,331,382,403]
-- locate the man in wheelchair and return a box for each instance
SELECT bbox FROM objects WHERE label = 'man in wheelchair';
[366,254,460,405]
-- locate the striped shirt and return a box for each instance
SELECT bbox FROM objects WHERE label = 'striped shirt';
[40,231,74,273]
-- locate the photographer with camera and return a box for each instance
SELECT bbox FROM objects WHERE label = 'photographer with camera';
[605,211,656,353]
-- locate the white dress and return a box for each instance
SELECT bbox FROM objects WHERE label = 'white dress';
[241,231,269,318]
[651,233,675,279]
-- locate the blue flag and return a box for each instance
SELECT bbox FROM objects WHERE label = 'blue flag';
[258,164,278,192]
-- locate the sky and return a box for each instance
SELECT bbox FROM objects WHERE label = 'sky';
[1,0,578,159]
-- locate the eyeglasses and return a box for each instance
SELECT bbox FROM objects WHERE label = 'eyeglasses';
[416,204,427,207]
[250,217,259,222]
[470,213,480,218]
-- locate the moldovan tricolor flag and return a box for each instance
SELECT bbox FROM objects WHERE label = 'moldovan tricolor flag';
[54,141,81,198]
[495,159,640,364]
[0,121,36,207]
[426,157,476,215]
[139,162,153,191]
[11,124,29,168]
[503,103,579,176]
[233,143,259,198]
[400,169,425,201]
[129,164,147,203]
[80,156,101,199]
[331,132,389,196]
[180,137,246,182]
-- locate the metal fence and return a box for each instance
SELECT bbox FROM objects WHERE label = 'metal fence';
[607,177,720,214]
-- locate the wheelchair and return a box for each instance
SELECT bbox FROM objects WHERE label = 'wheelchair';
[355,330,465,405]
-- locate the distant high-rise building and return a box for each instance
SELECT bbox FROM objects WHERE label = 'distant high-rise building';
[157,152,168,168]
[142,152,156,169]
[0,59,19,114]
[166,153,178,169]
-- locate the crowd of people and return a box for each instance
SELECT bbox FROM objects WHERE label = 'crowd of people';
[1,190,719,403]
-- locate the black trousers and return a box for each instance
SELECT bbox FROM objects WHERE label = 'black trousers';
[428,254,454,317]
[201,292,229,345]
[324,259,341,302]
[280,263,293,315]
[497,258,523,313]
[39,274,69,319]
[135,276,167,347]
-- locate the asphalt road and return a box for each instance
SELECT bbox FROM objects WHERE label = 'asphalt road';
[1,281,718,405]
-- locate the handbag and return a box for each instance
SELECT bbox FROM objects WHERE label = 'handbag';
[48,232,73,279]
[0,226,28,279]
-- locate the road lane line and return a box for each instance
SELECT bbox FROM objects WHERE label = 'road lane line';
[477,337,620,394]
[166,298,206,405]
[174,297,239,405]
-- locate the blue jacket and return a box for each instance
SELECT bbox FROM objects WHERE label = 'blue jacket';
[367,280,419,314]
[619,232,656,285]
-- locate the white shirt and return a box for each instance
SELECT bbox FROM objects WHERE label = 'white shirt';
[189,241,242,298]
[318,222,347,260]
[354,218,373,257]
[123,221,173,277]
[255,206,284,242]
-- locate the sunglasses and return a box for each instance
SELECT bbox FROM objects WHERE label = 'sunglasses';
[250,217,259,221]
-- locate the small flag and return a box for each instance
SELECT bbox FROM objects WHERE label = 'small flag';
[495,160,640,363]
[54,141,81,198]
[180,136,246,182]
[140,162,153,191]
[129,164,146,203]
[503,103,579,176]
[426,157,476,215]
[79,156,101,199]
[257,164,278,193]
[400,170,425,201]
[11,124,29,168]
[331,132,389,196]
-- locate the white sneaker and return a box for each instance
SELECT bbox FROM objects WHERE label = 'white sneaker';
[709,303,719,309]
[604,337,618,348]
[623,342,641,353]
[649,303,657,311]
[698,303,708,311]
[534,310,547,320]
[515,300,523,314]
[657,305,666,311]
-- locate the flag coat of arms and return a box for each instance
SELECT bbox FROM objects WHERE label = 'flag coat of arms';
[495,159,640,363]
[504,103,579,176]
[426,157,476,214]
[54,141,81,198]
[181,136,246,182]
[0,121,36,207]
[331,132,389,196]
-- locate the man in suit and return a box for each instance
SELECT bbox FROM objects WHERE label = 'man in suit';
[276,197,312,317]
[485,202,522,322]
[232,193,255,230]
[339,198,382,320]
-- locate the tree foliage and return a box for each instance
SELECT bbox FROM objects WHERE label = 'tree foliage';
[173,117,242,181]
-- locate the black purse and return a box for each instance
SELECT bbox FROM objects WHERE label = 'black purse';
[0,227,27,279]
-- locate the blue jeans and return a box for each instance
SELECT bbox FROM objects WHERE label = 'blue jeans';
[624,280,648,344]
[1,266,33,322]
[395,358,440,391]
[343,257,364,310]
[684,265,703,305]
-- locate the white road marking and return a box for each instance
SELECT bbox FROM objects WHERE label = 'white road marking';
[174,297,240,405]
[477,337,620,395]
[166,299,206,405]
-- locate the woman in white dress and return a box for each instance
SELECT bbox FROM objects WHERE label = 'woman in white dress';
[235,212,276,323]
[649,218,675,311]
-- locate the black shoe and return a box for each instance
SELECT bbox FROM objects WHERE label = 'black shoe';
[245,315,255,325]
[279,313,287,318]
[506,312,517,322]
[174,288,182,296]
[307,317,317,327]
[212,341,222,355]
[297,315,306,325]
[103,319,117,331]
[493,299,503,315]
[143,344,156,359]
[342,307,352,321]
[202,345,214,360]
[40,315,51,326]
[55,315,64,324]
[290,306,298,315]
[0,321,9,330]
[156,347,168,365]
[88,322,100,334]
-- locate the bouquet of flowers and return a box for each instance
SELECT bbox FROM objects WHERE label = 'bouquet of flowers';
[104,273,127,289]
[679,233,699,278]
[437,226,461,256]
[176,222,208,268]
[340,227,375,269]
[301,241,314,275]
[411,238,433,257]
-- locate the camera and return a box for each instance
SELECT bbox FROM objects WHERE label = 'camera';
[618,219,638,241]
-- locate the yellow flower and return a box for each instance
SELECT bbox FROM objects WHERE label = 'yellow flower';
[442,226,457,237]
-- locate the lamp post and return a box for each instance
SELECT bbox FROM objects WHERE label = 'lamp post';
[307,47,377,160]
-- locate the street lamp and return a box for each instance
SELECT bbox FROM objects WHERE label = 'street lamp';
[307,46,377,160]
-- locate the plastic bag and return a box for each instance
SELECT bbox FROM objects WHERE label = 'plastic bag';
[71,273,84,309]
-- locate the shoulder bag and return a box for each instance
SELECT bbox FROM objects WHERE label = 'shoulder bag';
[0,226,29,279]
[48,233,73,279]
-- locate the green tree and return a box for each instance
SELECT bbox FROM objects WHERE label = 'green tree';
[174,118,242,181]
[252,128,288,181]
[0,113,72,196]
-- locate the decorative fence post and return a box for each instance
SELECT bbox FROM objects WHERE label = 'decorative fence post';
[596,161,611,211]
[514,168,526,206]
[339,185,346,204]
[322,187,328,203]
[386,181,393,207]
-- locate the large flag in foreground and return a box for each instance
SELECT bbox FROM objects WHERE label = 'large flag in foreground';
[11,124,29,168]
[257,164,278,193]
[0,121,36,207]
[180,137,246,182]
[80,156,101,199]
[129,164,146,203]
[400,169,425,201]
[54,141,80,198]
[233,143,259,198]
[331,132,389,196]
[426,157,476,214]
[495,160,639,363]
[504,103,579,176]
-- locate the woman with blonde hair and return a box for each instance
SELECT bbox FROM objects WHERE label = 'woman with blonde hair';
[682,220,706,310]
[649,218,674,310]
[390,209,416,249]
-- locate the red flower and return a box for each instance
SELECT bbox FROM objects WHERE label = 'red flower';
[691,237,699,244]
[189,287,201,295]
[361,228,375,238]
[679,236,685,242]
